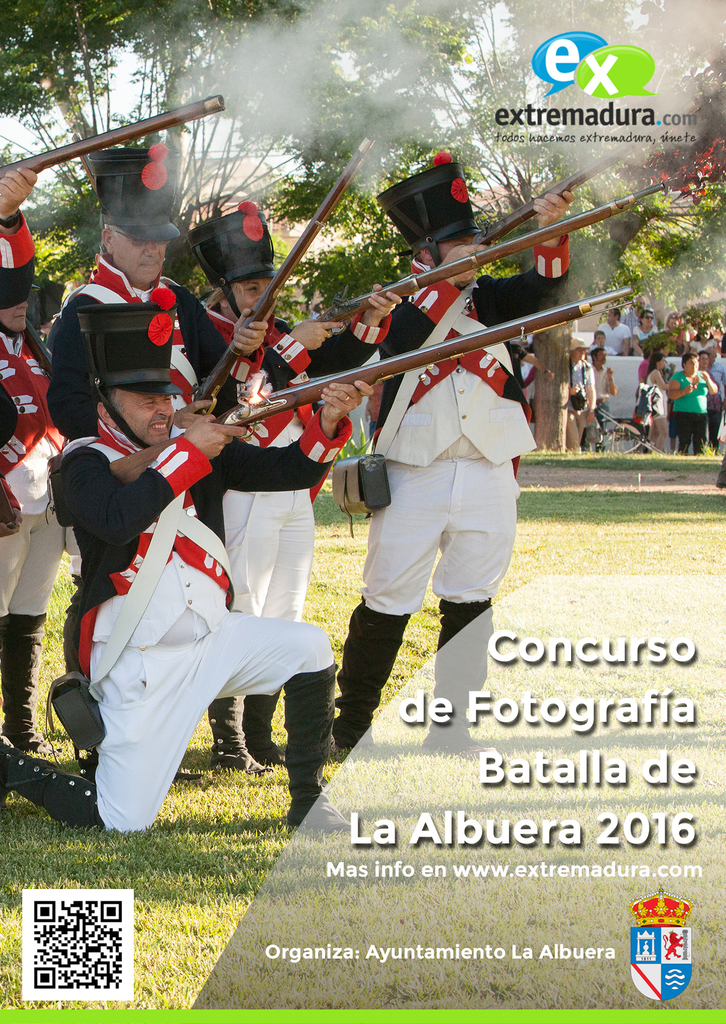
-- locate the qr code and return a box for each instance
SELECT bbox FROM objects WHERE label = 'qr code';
[22,889,133,1000]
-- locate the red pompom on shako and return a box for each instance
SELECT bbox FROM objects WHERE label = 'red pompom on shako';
[238,200,264,241]
[150,286,176,310]
[148,313,174,346]
[451,177,469,203]
[433,150,453,165]
[141,143,169,191]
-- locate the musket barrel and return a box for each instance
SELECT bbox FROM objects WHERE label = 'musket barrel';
[321,183,665,324]
[221,286,632,426]
[0,95,226,176]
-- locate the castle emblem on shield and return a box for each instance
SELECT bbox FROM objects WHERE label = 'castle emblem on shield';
[629,888,692,1001]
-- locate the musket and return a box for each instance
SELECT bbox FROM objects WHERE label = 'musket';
[23,321,53,377]
[104,285,632,487]
[194,137,375,411]
[320,182,666,324]
[477,144,633,246]
[0,96,226,177]
[219,286,633,427]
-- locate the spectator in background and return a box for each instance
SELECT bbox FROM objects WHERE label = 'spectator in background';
[591,328,606,351]
[669,351,717,454]
[567,340,596,451]
[631,307,657,356]
[665,311,690,356]
[622,300,644,335]
[591,347,617,436]
[644,350,669,452]
[704,349,725,450]
[599,307,633,356]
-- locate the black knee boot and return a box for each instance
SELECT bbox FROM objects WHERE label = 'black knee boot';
[436,599,492,651]
[242,692,285,766]
[0,741,104,828]
[284,664,347,832]
[333,601,410,749]
[423,600,493,755]
[207,697,269,775]
[1,612,54,756]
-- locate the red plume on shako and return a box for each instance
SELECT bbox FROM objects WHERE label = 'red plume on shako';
[238,200,264,241]
[432,150,469,202]
[148,286,176,346]
[150,286,176,310]
[141,143,169,191]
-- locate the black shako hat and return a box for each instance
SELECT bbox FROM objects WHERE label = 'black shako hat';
[0,242,35,311]
[377,151,479,264]
[77,290,183,396]
[187,201,275,286]
[89,145,180,241]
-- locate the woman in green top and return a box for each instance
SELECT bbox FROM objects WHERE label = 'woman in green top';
[668,351,718,454]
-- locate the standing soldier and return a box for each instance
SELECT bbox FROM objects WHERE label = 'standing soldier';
[46,147,267,774]
[332,152,573,754]
[188,203,399,765]
[0,167,65,757]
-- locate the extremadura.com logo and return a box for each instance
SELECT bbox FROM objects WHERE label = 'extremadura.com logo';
[492,31,695,145]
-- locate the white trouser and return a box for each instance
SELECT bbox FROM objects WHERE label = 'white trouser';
[223,489,315,621]
[361,458,520,617]
[0,511,65,617]
[90,611,333,832]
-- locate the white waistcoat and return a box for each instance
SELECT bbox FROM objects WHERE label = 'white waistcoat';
[384,342,536,467]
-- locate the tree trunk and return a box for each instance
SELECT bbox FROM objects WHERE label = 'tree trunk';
[533,324,571,451]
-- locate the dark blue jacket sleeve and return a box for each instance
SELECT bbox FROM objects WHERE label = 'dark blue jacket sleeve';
[62,447,176,546]
[47,295,98,440]
[217,436,331,494]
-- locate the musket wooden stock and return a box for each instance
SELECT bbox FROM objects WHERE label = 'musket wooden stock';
[220,286,633,428]
[321,183,665,324]
[0,96,225,177]
[102,286,632,488]
[195,138,375,409]
[23,322,53,377]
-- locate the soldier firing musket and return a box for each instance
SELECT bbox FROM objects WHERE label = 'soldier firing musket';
[186,184,399,768]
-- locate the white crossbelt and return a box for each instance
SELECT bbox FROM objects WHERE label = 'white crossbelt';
[92,490,232,683]
[375,285,473,457]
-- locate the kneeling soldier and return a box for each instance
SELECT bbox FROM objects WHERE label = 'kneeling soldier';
[1,293,370,832]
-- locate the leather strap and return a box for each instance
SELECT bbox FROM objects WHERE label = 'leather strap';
[375,285,472,457]
[92,493,185,682]
[91,495,233,682]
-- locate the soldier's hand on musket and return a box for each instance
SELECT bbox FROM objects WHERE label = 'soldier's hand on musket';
[440,241,487,288]
[533,190,574,246]
[173,399,212,428]
[290,318,346,350]
[0,168,37,228]
[232,309,268,356]
[361,284,402,327]
[184,415,247,459]
[319,380,374,439]
[0,507,22,537]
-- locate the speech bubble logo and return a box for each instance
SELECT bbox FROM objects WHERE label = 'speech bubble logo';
[576,45,657,98]
[532,32,608,96]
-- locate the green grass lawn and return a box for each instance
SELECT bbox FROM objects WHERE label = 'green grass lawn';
[1,475,725,1008]
[521,450,722,473]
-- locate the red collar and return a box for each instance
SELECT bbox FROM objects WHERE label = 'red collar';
[90,255,162,300]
